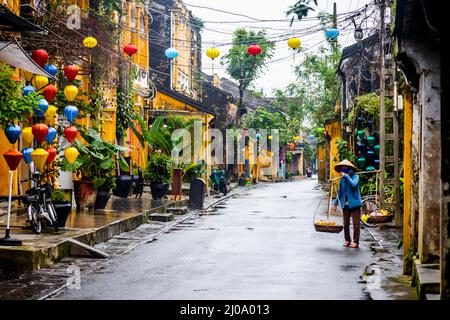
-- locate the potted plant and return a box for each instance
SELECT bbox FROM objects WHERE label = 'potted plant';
[61,128,129,210]
[50,188,72,228]
[144,153,174,199]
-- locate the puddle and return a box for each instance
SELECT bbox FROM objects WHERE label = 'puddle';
[340,264,361,272]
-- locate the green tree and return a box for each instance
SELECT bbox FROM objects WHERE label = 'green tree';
[287,0,318,24]
[221,29,275,126]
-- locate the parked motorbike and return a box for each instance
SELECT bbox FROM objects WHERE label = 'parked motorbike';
[22,172,58,234]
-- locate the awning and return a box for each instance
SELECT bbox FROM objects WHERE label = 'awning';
[0,39,54,78]
[0,4,46,33]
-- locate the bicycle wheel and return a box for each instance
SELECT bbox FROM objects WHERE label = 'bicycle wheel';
[361,197,379,228]
[48,202,59,232]
[28,204,42,234]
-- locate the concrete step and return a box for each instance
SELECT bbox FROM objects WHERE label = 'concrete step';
[413,260,440,299]
[425,294,440,300]
[166,206,188,215]
[149,213,174,222]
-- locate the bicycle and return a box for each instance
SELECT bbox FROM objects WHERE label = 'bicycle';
[22,171,58,234]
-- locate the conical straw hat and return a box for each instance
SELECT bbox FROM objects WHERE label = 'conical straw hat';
[334,159,358,172]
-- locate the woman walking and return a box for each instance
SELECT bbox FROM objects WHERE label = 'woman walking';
[332,160,362,248]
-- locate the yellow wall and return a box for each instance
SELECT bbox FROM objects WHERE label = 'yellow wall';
[317,142,326,182]
[324,119,341,191]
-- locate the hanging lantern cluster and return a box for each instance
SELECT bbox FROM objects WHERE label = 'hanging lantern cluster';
[355,117,380,171]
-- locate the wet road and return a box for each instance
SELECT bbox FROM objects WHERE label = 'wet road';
[55,179,373,300]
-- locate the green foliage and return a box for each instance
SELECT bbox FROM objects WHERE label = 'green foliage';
[334,138,356,163]
[221,29,275,106]
[60,128,129,190]
[0,63,40,129]
[285,152,294,164]
[116,65,139,139]
[288,46,341,128]
[286,0,318,24]
[144,153,174,184]
[50,188,66,202]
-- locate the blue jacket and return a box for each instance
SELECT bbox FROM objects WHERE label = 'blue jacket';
[333,174,362,209]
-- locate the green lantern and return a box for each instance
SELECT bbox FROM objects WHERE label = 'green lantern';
[357,130,365,139]
[374,144,380,154]
[367,136,376,146]
[366,166,376,171]
[357,157,366,167]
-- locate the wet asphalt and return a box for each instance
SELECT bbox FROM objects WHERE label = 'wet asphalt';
[55,178,373,300]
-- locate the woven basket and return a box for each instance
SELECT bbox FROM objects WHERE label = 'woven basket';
[366,214,394,223]
[314,224,344,233]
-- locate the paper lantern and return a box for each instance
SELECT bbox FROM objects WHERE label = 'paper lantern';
[325,28,340,41]
[64,147,79,164]
[83,36,97,49]
[123,43,138,56]
[5,124,21,144]
[357,130,365,139]
[45,105,58,123]
[46,127,57,144]
[23,70,34,82]
[22,127,34,145]
[357,143,366,153]
[374,159,380,169]
[287,37,301,50]
[22,85,35,96]
[367,136,376,146]
[206,47,220,60]
[31,75,49,91]
[31,148,49,171]
[374,144,380,154]
[64,65,78,82]
[366,166,375,172]
[35,98,49,118]
[357,157,366,167]
[43,84,57,102]
[31,49,48,67]
[44,64,58,77]
[247,44,262,56]
[64,85,78,102]
[64,105,79,124]
[64,126,78,143]
[22,147,34,165]
[165,47,179,59]
[32,123,49,144]
[45,147,57,164]
[3,150,23,171]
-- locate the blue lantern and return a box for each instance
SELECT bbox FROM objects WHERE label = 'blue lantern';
[325,28,340,41]
[22,85,35,96]
[64,105,79,124]
[46,127,57,144]
[44,64,58,78]
[35,98,49,118]
[5,124,21,144]
[22,147,34,165]
[165,47,179,59]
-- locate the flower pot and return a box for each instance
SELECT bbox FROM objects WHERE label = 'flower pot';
[150,182,169,200]
[53,201,72,228]
[94,189,111,210]
[73,180,97,211]
[113,175,133,198]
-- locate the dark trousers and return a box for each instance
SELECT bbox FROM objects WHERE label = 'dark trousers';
[343,206,361,244]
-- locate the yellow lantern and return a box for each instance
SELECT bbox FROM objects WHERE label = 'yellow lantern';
[64,85,78,102]
[83,36,97,49]
[22,127,34,145]
[45,105,58,124]
[206,47,220,60]
[64,147,79,164]
[22,70,34,82]
[31,75,49,91]
[288,37,301,50]
[31,148,49,171]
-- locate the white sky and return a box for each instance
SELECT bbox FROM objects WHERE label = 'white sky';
[184,0,375,95]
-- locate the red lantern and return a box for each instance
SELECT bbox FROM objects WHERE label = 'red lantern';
[3,150,23,171]
[45,147,57,164]
[32,123,49,144]
[123,43,138,57]
[43,84,57,102]
[64,126,78,143]
[64,65,78,82]
[31,50,49,67]
[247,44,262,56]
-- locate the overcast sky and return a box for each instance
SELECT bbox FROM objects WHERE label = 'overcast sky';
[183,0,375,95]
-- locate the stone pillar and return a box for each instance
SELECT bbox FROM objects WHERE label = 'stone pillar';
[417,59,441,263]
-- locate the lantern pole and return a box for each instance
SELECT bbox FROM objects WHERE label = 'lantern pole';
[0,170,22,246]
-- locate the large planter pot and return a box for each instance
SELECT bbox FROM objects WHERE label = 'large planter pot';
[94,189,111,210]
[73,180,97,211]
[150,182,169,200]
[53,201,72,228]
[113,175,133,198]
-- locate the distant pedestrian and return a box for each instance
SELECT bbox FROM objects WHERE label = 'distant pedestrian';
[332,160,362,248]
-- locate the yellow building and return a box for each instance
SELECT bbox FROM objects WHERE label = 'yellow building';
[324,118,342,192]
